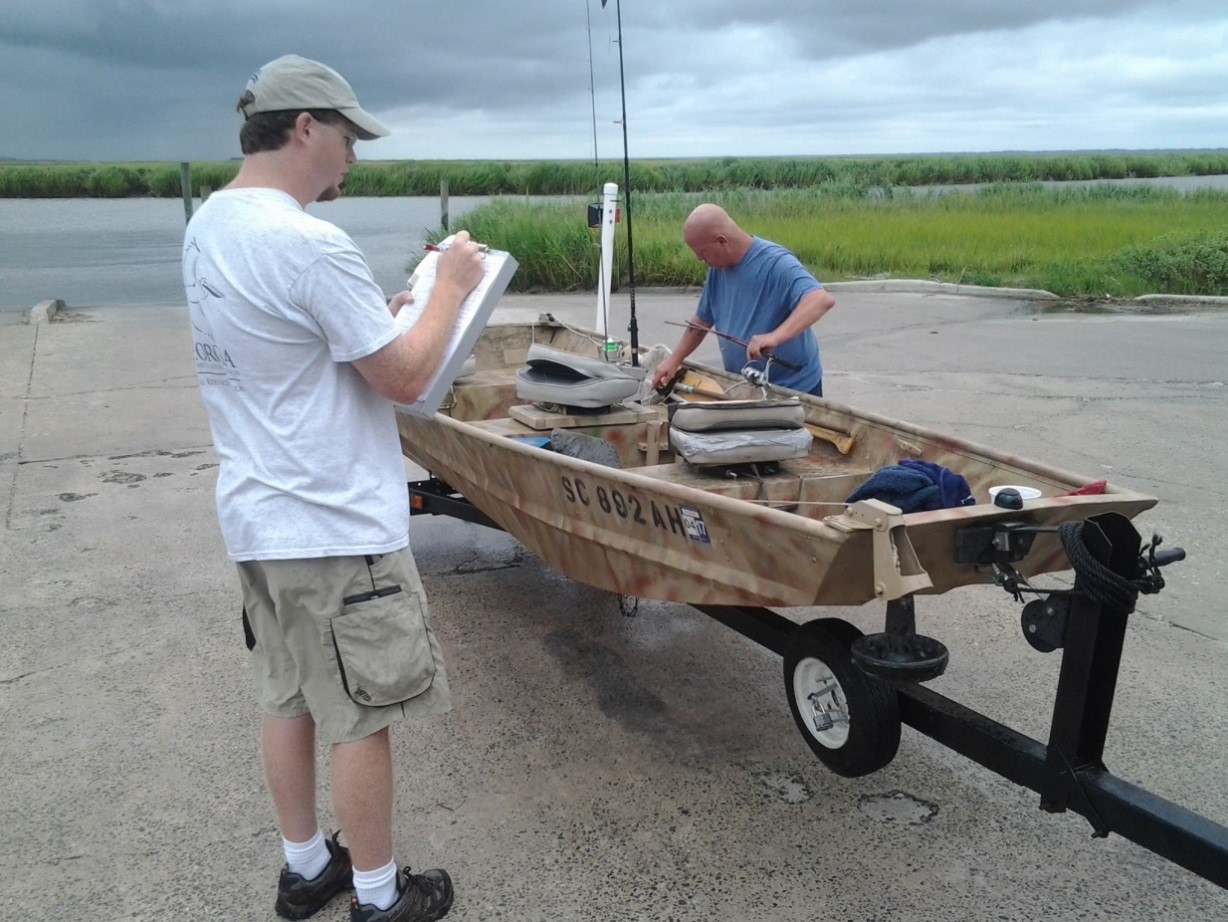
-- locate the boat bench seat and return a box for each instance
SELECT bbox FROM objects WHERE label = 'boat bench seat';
[634,458,873,514]
[668,398,812,467]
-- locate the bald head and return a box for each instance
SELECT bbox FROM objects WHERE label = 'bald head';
[683,203,752,269]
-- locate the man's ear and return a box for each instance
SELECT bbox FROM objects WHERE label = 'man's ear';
[293,111,316,142]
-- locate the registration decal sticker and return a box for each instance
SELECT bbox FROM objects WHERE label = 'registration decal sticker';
[679,505,711,543]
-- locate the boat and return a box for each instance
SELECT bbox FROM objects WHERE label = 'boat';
[396,316,1157,611]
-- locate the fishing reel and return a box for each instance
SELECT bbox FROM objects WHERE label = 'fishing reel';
[740,366,769,387]
[740,362,779,396]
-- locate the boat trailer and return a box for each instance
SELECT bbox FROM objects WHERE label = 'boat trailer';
[407,476,1227,891]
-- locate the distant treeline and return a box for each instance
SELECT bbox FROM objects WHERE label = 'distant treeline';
[2,151,1228,198]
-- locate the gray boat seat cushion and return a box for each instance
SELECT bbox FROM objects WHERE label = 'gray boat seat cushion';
[669,426,813,466]
[668,397,812,466]
[670,398,806,433]
[515,343,643,409]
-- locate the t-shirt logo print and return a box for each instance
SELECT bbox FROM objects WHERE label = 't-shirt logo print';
[184,238,241,389]
[184,238,223,307]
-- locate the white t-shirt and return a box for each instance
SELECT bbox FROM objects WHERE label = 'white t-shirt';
[183,188,409,561]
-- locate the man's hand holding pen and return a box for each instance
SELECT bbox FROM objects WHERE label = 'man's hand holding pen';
[430,230,485,305]
[425,241,489,257]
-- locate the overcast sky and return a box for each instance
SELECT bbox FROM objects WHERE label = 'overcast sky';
[3,1,1226,163]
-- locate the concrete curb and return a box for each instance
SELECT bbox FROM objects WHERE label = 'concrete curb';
[823,279,1061,300]
[27,299,63,324]
[808,281,1228,309]
[1133,293,1228,307]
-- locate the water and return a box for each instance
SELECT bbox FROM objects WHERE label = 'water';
[908,173,1228,197]
[0,195,489,313]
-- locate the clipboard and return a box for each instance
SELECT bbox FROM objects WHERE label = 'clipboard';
[394,235,518,419]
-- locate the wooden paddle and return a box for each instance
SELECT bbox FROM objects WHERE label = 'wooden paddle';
[805,421,855,455]
[666,369,728,401]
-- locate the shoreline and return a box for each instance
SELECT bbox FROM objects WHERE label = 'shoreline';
[16,282,1228,326]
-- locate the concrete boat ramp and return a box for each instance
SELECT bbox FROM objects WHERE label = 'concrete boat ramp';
[2,290,1225,920]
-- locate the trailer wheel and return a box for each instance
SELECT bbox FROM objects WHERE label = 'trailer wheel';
[784,619,901,777]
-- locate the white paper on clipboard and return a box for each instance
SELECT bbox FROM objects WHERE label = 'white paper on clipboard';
[394,235,518,419]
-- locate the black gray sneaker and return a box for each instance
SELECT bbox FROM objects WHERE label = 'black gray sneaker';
[275,831,353,920]
[349,867,453,922]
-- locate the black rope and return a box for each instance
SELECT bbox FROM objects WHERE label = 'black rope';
[1058,521,1165,614]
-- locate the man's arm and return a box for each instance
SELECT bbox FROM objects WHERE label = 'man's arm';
[650,316,712,390]
[352,232,485,404]
[746,289,835,360]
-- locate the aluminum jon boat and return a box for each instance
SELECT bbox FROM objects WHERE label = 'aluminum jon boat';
[396,317,1156,610]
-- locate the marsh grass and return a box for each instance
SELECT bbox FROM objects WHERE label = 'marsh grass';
[0,161,241,197]
[445,185,1228,298]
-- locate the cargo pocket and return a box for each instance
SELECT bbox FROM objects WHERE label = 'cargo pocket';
[330,585,436,707]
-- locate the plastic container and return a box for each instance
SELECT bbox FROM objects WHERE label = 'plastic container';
[989,485,1042,503]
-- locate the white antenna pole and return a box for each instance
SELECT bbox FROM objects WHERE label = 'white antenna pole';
[595,181,619,347]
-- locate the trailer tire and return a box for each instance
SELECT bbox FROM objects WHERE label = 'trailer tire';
[784,618,901,777]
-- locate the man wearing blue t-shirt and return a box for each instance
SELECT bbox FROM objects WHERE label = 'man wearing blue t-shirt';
[651,203,835,396]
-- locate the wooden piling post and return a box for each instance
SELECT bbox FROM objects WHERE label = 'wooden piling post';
[179,162,194,224]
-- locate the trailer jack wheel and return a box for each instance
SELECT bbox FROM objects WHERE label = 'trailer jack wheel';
[851,632,950,684]
[784,619,901,777]
[849,595,949,684]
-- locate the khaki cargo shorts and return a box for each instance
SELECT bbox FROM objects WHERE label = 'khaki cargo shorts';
[237,547,451,745]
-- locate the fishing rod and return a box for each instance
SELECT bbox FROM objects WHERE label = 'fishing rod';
[603,0,640,366]
[664,320,802,371]
[585,0,601,205]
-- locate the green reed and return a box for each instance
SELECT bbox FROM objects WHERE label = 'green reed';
[444,185,1228,298]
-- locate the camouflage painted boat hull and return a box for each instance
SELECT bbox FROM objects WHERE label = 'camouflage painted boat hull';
[397,320,1156,607]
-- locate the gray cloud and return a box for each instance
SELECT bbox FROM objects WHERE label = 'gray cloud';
[2,1,1225,162]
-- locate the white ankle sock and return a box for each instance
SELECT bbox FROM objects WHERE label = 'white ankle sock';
[283,829,331,881]
[353,859,399,911]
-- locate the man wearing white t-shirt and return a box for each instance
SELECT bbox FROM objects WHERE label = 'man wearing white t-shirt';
[183,55,482,922]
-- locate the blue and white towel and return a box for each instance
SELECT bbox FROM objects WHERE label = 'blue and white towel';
[845,459,975,513]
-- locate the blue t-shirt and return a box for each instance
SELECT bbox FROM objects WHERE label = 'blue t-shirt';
[695,237,824,392]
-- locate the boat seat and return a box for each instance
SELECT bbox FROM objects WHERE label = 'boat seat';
[668,398,813,467]
[515,343,643,410]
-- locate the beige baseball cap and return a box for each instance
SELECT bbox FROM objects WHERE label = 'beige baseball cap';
[239,54,390,140]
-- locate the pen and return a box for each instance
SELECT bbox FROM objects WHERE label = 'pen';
[424,242,489,255]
